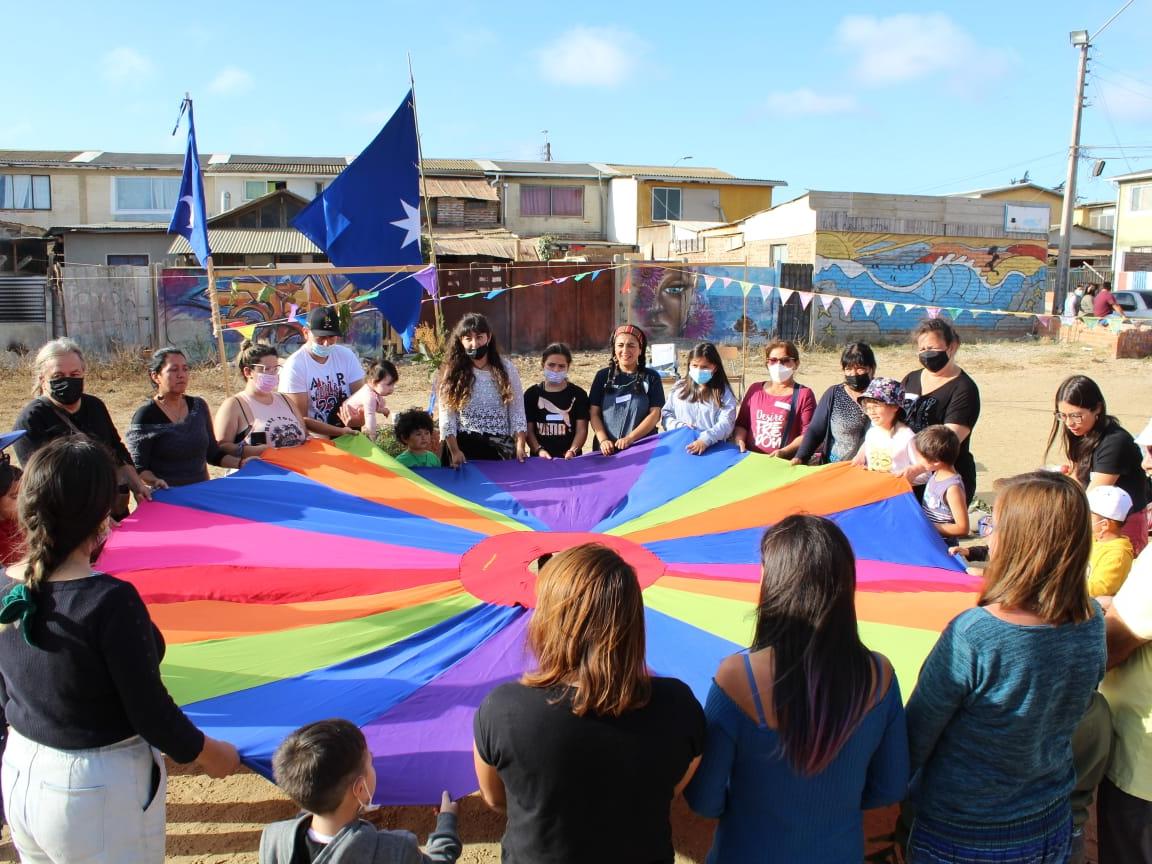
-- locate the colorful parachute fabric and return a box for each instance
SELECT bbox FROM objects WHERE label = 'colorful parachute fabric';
[99,428,978,805]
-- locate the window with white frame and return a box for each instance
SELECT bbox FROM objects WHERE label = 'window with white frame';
[245,180,274,200]
[652,187,682,221]
[0,175,51,210]
[1088,207,1115,231]
[769,244,789,266]
[112,176,181,218]
[1130,184,1152,212]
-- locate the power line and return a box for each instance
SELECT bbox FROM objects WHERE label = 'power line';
[913,151,1065,193]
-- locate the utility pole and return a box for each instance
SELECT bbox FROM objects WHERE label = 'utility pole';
[1053,33,1089,315]
[1053,1,1134,315]
[541,130,552,162]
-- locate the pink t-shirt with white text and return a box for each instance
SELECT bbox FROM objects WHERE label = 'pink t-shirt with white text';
[735,382,816,454]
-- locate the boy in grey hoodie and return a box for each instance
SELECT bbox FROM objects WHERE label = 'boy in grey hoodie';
[259,719,461,864]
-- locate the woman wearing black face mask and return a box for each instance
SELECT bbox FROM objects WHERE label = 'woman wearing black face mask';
[900,319,981,502]
[437,313,528,467]
[12,338,152,520]
[792,342,877,465]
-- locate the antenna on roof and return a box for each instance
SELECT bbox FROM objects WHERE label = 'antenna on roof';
[541,130,552,162]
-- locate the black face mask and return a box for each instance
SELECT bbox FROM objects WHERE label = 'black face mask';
[918,350,949,373]
[844,372,872,391]
[465,344,489,361]
[48,376,84,405]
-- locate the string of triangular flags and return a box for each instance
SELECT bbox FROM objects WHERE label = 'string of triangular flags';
[220,264,622,339]
[684,272,1065,327]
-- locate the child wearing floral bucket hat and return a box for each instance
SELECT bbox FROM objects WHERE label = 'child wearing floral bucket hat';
[853,377,917,476]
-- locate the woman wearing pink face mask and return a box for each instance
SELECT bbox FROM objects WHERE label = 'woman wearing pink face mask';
[733,340,816,457]
[213,341,307,464]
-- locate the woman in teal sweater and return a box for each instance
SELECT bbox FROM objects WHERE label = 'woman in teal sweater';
[906,471,1106,863]
[684,515,908,862]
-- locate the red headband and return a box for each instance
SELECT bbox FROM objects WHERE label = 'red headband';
[613,324,647,349]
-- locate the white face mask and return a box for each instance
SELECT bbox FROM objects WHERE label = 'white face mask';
[543,369,567,385]
[768,364,795,384]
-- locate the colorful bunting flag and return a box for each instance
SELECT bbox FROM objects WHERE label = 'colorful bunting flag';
[759,284,773,302]
[860,299,875,315]
[740,281,754,297]
[883,302,897,315]
[819,294,838,311]
[778,287,794,305]
[797,292,814,310]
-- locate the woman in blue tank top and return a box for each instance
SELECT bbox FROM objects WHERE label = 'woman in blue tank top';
[684,515,909,863]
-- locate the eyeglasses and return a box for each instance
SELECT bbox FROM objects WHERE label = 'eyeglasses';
[1054,411,1085,423]
[766,357,797,366]
[252,364,280,375]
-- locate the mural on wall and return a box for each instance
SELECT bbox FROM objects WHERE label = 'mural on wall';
[159,269,384,360]
[627,264,781,344]
[812,232,1047,341]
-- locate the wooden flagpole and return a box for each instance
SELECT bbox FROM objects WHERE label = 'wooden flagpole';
[408,53,445,339]
[205,255,231,383]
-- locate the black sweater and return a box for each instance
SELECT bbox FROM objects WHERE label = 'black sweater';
[13,395,132,467]
[0,573,204,762]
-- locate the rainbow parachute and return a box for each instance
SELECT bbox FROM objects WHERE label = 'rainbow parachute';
[99,429,977,804]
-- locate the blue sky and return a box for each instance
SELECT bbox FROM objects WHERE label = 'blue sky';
[5,0,1152,206]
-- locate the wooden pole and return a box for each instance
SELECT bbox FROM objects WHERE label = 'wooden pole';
[408,54,445,338]
[741,261,749,397]
[204,255,231,384]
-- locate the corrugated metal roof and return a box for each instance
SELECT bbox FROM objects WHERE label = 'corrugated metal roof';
[423,159,483,174]
[0,220,50,239]
[422,177,499,201]
[169,229,321,256]
[487,161,604,177]
[608,164,733,179]
[52,222,168,232]
[88,152,186,169]
[0,150,84,165]
[432,228,535,260]
[209,161,346,175]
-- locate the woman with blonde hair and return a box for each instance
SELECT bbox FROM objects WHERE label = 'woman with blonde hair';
[906,471,1106,863]
[13,338,152,519]
[473,543,704,864]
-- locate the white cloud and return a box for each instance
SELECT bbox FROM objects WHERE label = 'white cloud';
[835,13,1008,86]
[537,26,644,88]
[101,48,154,83]
[764,88,857,116]
[208,67,254,95]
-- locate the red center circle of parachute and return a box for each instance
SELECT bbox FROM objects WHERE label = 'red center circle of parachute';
[458,532,667,608]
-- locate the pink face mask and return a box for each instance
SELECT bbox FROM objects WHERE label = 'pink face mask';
[254,372,278,393]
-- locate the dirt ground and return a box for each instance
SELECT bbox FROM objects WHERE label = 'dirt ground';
[0,336,1146,862]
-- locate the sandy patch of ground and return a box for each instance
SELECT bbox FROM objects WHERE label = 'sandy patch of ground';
[0,336,1143,861]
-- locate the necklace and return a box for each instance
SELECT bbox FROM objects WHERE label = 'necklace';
[155,394,188,423]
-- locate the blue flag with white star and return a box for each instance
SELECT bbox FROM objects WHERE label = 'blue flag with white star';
[293,90,424,340]
[168,101,211,267]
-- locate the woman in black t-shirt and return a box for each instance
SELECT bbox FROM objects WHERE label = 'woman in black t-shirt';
[13,338,154,519]
[899,319,981,502]
[588,324,665,455]
[1046,374,1149,554]
[524,342,590,459]
[473,543,704,864]
[0,437,239,863]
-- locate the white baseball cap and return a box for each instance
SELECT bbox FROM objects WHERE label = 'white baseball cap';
[1087,485,1133,523]
[1134,418,1152,447]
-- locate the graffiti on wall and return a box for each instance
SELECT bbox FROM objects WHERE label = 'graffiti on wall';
[159,269,383,360]
[812,232,1047,340]
[627,264,781,344]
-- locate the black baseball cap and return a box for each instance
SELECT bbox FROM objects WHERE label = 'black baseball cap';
[306,306,343,337]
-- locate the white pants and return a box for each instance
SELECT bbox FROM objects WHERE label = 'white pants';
[2,728,167,864]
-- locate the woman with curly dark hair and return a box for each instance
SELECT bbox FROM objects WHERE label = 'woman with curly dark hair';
[437,313,527,466]
[1046,374,1148,554]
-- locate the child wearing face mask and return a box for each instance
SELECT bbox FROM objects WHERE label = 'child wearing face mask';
[661,342,739,455]
[260,719,461,864]
[734,340,816,457]
[524,343,590,459]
